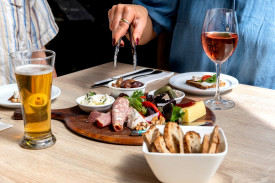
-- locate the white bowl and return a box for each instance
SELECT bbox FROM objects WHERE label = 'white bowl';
[76,95,115,113]
[143,126,227,183]
[108,80,146,98]
[148,89,185,106]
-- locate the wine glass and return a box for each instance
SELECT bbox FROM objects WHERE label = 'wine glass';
[201,8,238,110]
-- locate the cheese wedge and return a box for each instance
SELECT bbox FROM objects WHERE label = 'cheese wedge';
[181,101,206,123]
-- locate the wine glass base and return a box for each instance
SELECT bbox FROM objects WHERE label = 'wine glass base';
[204,99,235,110]
[19,134,56,150]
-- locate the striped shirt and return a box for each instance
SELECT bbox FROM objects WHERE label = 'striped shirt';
[0,0,58,85]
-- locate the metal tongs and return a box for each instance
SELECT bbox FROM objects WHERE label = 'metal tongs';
[114,25,137,70]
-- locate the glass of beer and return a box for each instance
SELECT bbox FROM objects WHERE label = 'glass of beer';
[10,49,56,149]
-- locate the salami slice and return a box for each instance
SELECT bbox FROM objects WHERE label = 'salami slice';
[112,97,129,131]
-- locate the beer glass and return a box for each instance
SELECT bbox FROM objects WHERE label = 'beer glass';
[10,50,56,149]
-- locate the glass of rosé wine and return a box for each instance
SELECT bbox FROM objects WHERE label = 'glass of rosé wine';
[201,8,238,110]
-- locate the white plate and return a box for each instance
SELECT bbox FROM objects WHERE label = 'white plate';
[0,84,61,108]
[169,72,238,95]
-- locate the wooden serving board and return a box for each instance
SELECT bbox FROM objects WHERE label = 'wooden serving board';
[13,98,215,146]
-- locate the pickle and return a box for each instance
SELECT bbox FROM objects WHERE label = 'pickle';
[167,89,177,99]
[154,86,177,99]
[154,86,171,96]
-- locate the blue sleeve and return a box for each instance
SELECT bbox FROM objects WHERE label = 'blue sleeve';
[132,0,179,34]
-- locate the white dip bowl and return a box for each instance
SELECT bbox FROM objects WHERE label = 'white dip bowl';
[142,125,228,183]
[76,95,115,113]
[108,80,146,98]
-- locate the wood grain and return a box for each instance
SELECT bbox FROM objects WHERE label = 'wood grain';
[13,98,215,146]
[0,62,275,183]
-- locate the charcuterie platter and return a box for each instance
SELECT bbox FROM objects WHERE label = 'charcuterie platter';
[13,97,215,146]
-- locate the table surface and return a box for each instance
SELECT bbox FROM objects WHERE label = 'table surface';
[1,62,275,183]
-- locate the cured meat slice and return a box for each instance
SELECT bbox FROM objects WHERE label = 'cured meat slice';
[96,112,112,128]
[87,110,102,123]
[112,97,129,132]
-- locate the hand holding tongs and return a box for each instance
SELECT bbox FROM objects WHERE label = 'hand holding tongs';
[114,19,137,70]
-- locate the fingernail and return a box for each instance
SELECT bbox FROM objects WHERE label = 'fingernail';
[112,39,116,46]
[135,38,139,46]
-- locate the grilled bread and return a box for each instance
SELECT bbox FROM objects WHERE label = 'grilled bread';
[142,125,160,152]
[8,91,21,103]
[164,122,184,153]
[184,131,201,153]
[201,134,210,153]
[208,126,220,153]
[186,79,226,90]
[154,135,170,153]
[143,123,220,154]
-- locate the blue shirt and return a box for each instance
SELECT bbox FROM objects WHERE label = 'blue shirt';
[133,0,275,89]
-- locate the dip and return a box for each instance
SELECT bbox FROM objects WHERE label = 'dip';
[81,92,113,106]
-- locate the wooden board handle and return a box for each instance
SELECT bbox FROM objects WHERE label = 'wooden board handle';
[13,109,66,122]
[13,106,87,122]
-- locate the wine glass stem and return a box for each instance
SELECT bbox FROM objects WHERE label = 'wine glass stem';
[214,62,222,101]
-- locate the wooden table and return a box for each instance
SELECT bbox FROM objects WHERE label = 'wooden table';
[0,62,275,183]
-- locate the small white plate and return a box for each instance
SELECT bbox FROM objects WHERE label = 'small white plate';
[169,72,238,96]
[0,84,61,108]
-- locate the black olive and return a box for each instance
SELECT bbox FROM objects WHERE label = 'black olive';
[130,81,144,88]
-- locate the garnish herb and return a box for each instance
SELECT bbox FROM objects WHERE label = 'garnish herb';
[125,90,147,115]
[198,74,217,83]
[170,106,185,122]
[204,74,217,83]
[132,90,144,98]
[85,91,96,100]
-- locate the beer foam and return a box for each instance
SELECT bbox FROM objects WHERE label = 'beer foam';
[15,64,53,75]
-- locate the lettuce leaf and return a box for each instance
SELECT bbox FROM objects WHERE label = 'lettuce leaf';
[170,106,185,122]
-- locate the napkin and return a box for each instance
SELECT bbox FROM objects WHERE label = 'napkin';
[0,121,13,131]
[134,71,174,85]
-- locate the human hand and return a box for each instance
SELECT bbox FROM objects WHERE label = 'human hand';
[108,4,149,46]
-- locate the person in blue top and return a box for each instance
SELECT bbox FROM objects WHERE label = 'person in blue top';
[108,1,275,89]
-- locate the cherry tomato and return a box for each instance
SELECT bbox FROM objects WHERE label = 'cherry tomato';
[202,75,212,81]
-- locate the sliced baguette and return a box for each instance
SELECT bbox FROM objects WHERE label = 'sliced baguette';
[186,79,226,90]
[201,134,210,153]
[208,126,220,153]
[184,131,201,153]
[154,135,170,153]
[164,122,184,153]
[142,125,160,152]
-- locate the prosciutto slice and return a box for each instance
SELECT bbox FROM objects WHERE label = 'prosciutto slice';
[96,112,112,128]
[87,110,102,123]
[112,97,129,131]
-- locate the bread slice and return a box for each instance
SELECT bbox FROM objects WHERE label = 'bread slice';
[8,95,20,103]
[184,131,201,153]
[201,134,210,153]
[164,122,184,153]
[142,125,160,152]
[186,79,226,90]
[154,135,170,153]
[208,126,220,153]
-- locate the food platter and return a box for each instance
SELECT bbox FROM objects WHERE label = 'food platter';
[13,98,215,146]
[0,84,61,108]
[169,72,239,95]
